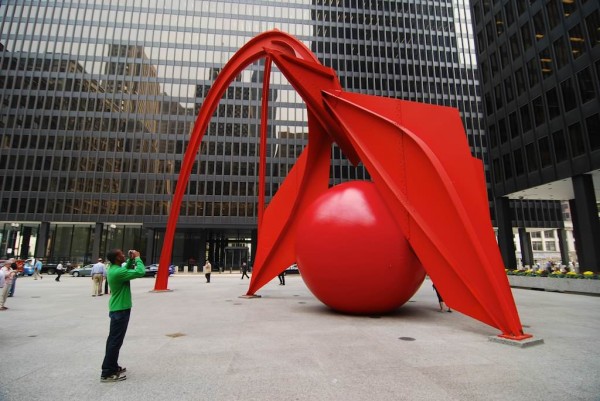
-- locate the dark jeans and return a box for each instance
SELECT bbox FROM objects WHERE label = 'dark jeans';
[101,309,131,377]
[241,271,249,279]
[205,273,211,283]
[8,276,16,296]
[55,271,63,281]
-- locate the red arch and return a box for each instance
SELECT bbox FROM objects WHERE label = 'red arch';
[155,30,530,340]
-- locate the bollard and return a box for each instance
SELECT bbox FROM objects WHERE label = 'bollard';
[193,265,198,273]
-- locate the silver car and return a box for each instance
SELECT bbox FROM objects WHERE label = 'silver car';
[70,264,93,277]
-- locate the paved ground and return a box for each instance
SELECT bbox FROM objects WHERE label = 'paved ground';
[1,272,599,401]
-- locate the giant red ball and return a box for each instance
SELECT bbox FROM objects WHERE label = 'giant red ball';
[296,181,425,314]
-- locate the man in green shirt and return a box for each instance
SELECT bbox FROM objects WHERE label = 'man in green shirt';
[100,249,145,382]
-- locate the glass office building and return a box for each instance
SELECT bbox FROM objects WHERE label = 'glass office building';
[470,0,600,270]
[0,0,484,269]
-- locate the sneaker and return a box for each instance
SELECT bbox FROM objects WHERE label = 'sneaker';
[118,366,126,374]
[101,374,126,382]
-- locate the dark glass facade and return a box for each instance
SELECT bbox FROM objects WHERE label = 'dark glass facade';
[1,1,485,269]
[471,0,600,270]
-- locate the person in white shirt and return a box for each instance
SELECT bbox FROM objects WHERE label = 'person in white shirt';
[91,258,106,296]
[55,262,65,282]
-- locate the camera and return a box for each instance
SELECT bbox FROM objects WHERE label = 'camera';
[128,250,135,259]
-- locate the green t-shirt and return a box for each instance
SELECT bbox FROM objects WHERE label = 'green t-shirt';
[106,257,146,312]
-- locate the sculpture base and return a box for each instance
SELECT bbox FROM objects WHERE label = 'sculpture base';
[489,334,544,348]
[150,289,173,293]
[239,294,262,299]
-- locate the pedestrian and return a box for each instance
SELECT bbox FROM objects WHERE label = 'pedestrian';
[432,284,451,312]
[203,259,211,283]
[33,258,43,280]
[55,261,65,282]
[0,261,16,310]
[9,259,18,296]
[278,270,286,285]
[240,261,249,279]
[100,249,145,382]
[91,258,106,297]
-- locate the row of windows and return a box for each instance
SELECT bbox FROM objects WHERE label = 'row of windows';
[509,200,564,225]
[480,13,599,86]
[486,63,599,146]
[491,113,600,183]
[474,0,593,36]
[0,196,259,218]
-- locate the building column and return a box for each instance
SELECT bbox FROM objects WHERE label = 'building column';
[570,174,600,272]
[496,197,517,269]
[557,228,569,266]
[34,222,50,258]
[19,226,32,259]
[92,223,103,260]
[518,227,533,268]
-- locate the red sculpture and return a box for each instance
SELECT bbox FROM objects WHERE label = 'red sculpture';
[296,181,426,314]
[156,30,531,340]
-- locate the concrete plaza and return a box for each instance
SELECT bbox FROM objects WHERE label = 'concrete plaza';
[0,272,598,401]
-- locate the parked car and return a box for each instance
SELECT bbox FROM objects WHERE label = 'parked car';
[145,264,175,277]
[22,261,34,276]
[70,264,93,277]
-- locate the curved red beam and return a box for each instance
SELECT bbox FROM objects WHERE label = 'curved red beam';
[157,30,529,340]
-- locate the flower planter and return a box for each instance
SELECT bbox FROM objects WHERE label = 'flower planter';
[508,275,600,295]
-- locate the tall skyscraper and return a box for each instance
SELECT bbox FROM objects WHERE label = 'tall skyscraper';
[0,1,485,268]
[470,0,600,270]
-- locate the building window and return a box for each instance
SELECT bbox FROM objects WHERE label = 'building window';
[553,37,570,69]
[552,130,569,162]
[586,114,600,151]
[561,0,576,18]
[586,10,600,48]
[504,1,515,27]
[577,67,596,103]
[539,136,552,167]
[509,111,519,138]
[547,1,561,30]
[500,43,509,69]
[532,241,543,251]
[510,34,521,59]
[533,11,546,40]
[568,122,586,157]
[546,88,560,118]
[560,78,577,112]
[503,154,513,179]
[514,148,525,176]
[539,47,553,78]
[527,58,540,88]
[521,22,533,51]
[521,104,532,132]
[568,25,586,59]
[533,96,545,127]
[495,11,505,36]
[526,142,539,171]
[515,68,526,96]
[545,241,557,251]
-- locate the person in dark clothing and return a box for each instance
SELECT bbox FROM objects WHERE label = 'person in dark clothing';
[240,261,250,279]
